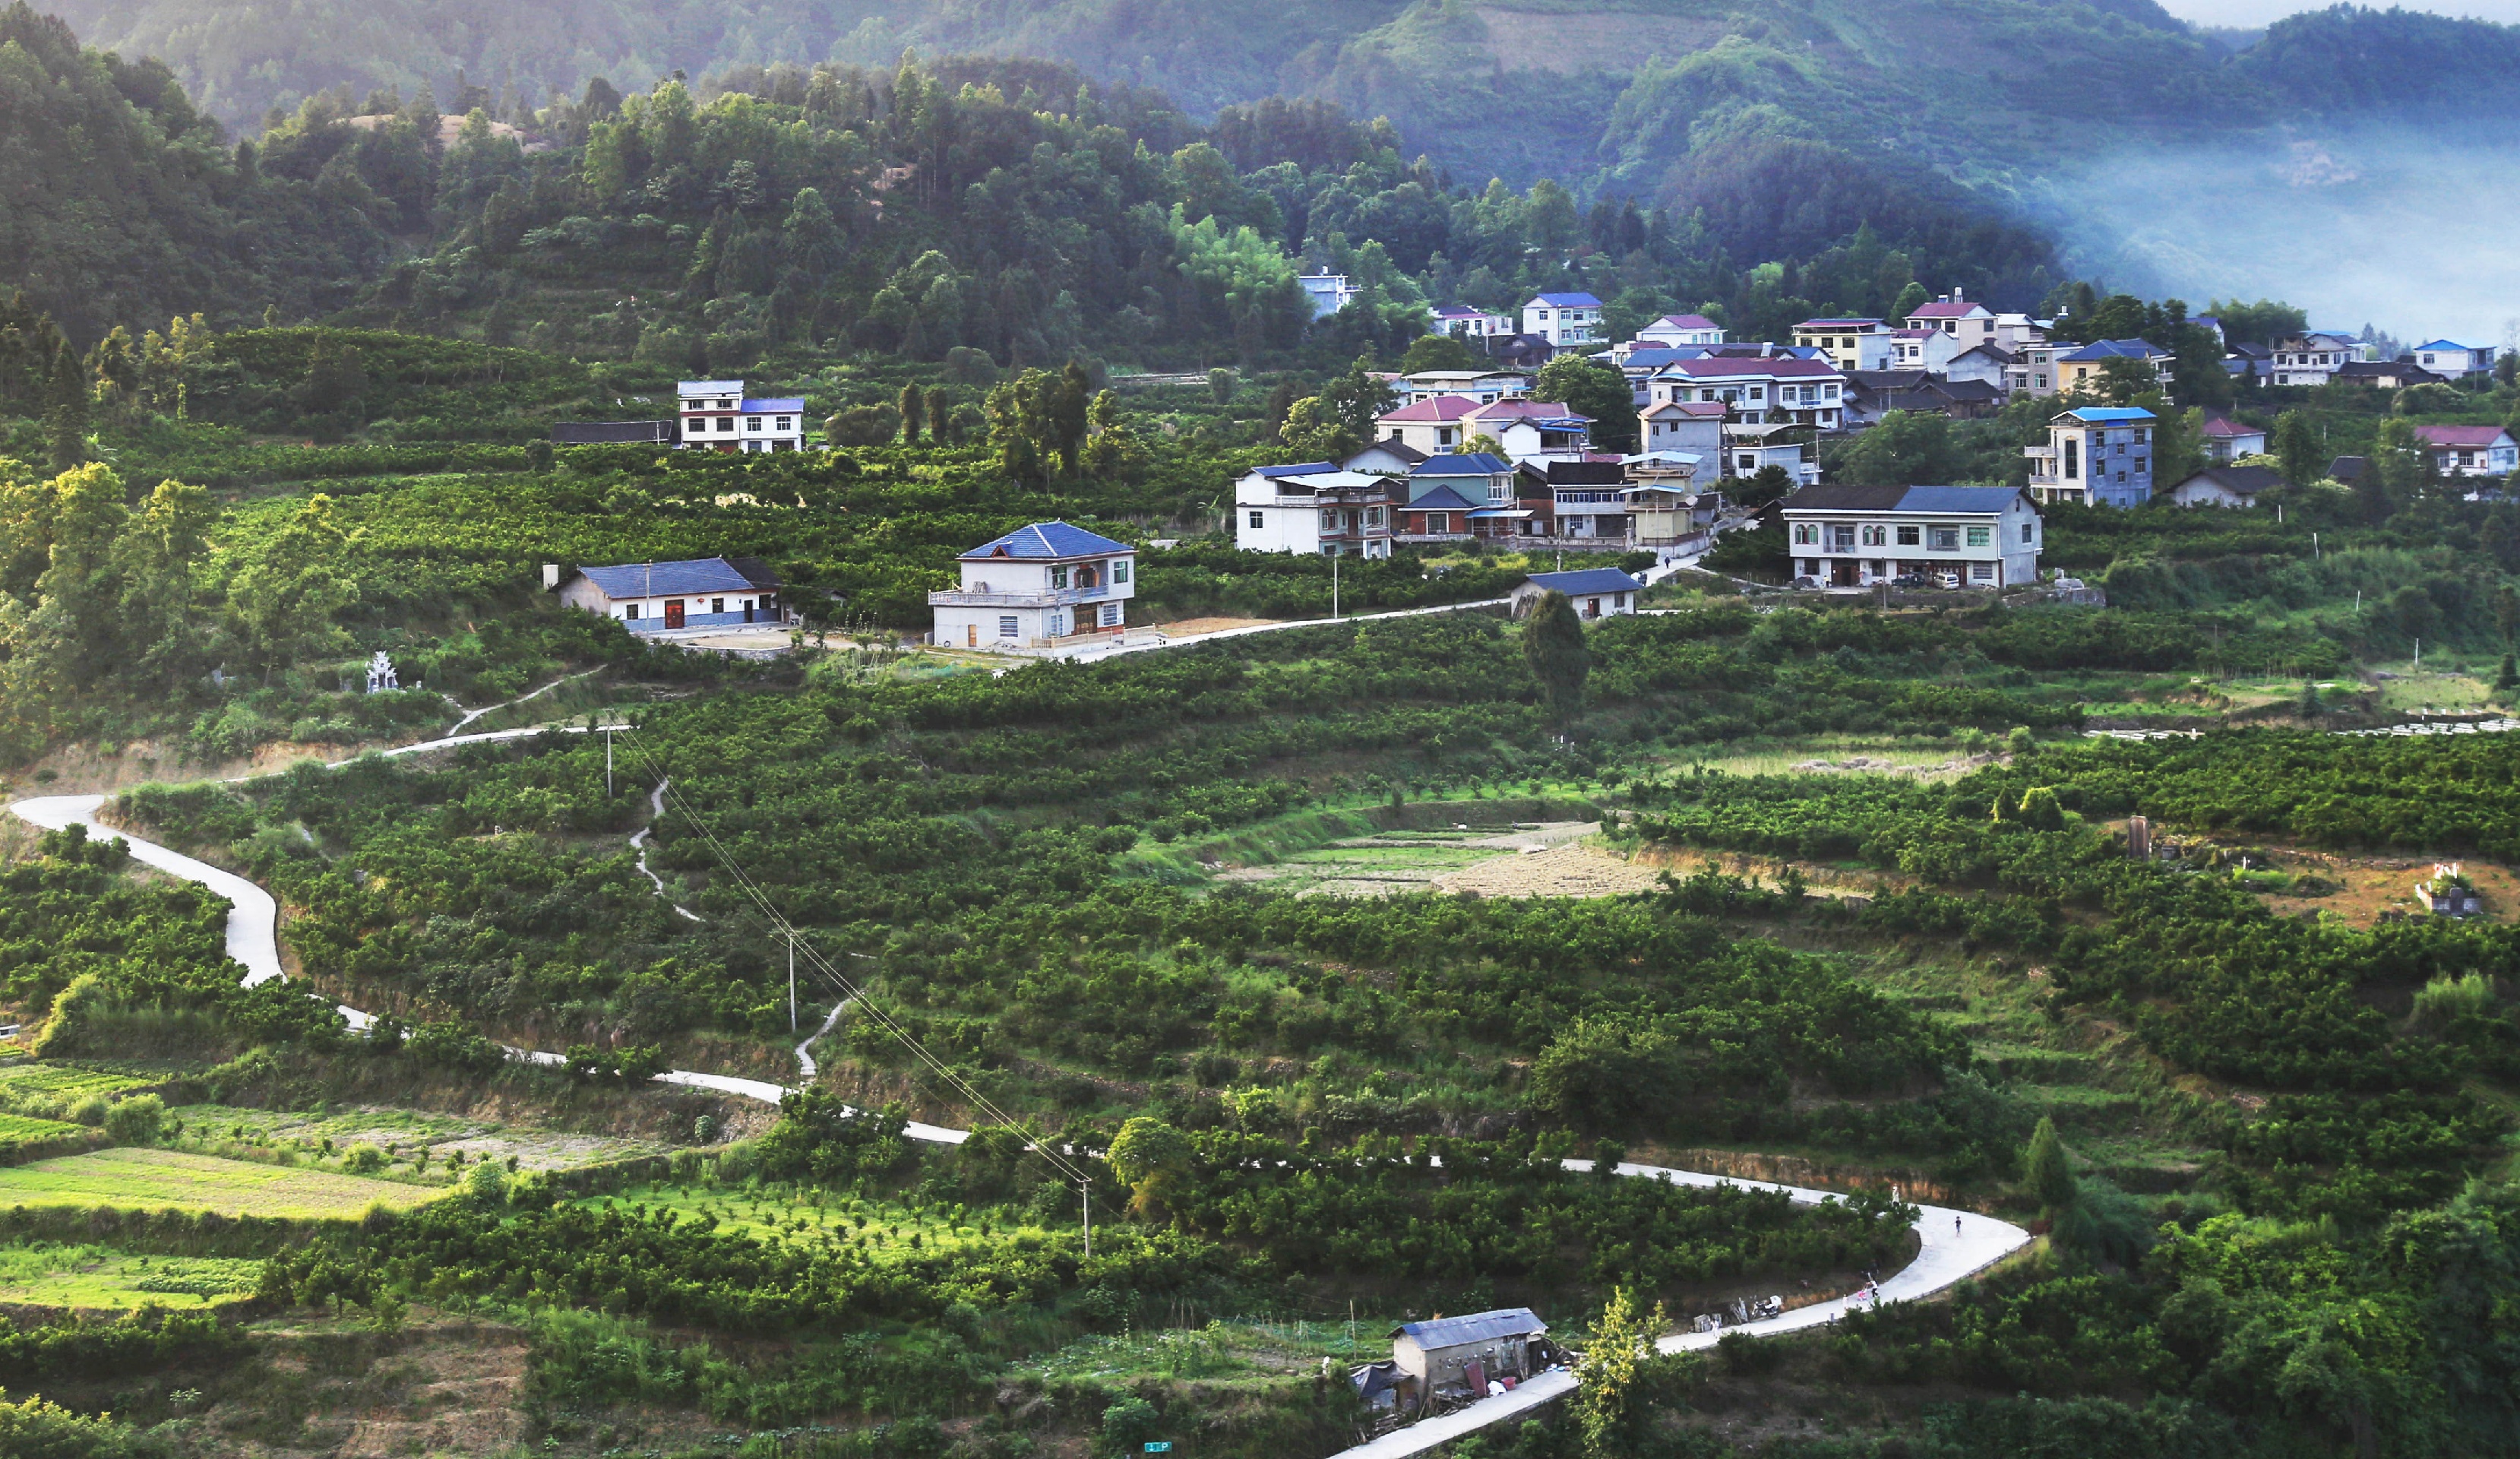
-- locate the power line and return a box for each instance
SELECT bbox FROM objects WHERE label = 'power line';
[613,733,1097,1189]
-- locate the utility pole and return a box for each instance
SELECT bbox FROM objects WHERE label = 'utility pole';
[787,929,797,1034]
[1081,1179,1092,1258]
[1331,553,1339,620]
[603,720,614,797]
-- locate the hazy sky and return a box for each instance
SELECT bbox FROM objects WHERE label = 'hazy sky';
[2158,0,2520,24]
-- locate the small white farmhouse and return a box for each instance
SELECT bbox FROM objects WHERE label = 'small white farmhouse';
[1780,485,2041,589]
[552,557,783,632]
[929,521,1137,648]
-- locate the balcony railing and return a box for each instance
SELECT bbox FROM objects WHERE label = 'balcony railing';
[928,584,1121,607]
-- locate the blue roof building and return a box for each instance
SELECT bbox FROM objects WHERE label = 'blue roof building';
[555,556,784,633]
[2030,404,2158,508]
[1522,293,1605,349]
[936,522,1140,648]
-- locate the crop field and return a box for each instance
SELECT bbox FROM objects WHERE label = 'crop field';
[0,1064,161,1104]
[571,1182,1051,1263]
[174,1103,670,1173]
[0,1110,101,1154]
[0,1239,261,1308]
[1020,1317,1381,1385]
[1216,821,1622,897]
[0,1148,451,1218]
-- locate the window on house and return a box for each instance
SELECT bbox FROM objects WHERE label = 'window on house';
[748,417,763,431]
[1051,565,1070,588]
[1249,511,1265,528]
[1101,603,1121,627]
[1112,560,1130,584]
[717,417,733,431]
[776,417,792,431]
[1829,524,1858,551]
[624,603,640,619]
[1930,526,1960,550]
[1861,524,1887,546]
[711,598,725,614]
[1897,524,1921,546]
[1428,514,1450,533]
[1971,562,1996,581]
[1966,527,1990,547]
[998,616,1019,638]
[1792,523,1820,546]
[2021,521,2035,543]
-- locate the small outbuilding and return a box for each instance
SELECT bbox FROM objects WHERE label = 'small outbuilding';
[2165,464,2282,509]
[1391,1309,1550,1403]
[1513,568,1641,620]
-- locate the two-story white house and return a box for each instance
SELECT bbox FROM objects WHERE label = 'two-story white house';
[1235,465,1396,558]
[2411,340,2498,379]
[1399,369,1531,405]
[552,556,784,632]
[1521,293,1604,348]
[1636,313,1727,349]
[2269,332,2360,387]
[1904,291,1999,346]
[1792,318,1897,372]
[1466,398,1592,460]
[1647,356,1846,429]
[2201,414,2269,462]
[1782,485,2042,590]
[2025,405,2156,508]
[1886,328,1964,374]
[1431,305,1516,339]
[678,379,806,453]
[2414,425,2519,479]
[928,522,1137,648]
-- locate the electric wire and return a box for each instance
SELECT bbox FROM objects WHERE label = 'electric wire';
[611,732,1097,1188]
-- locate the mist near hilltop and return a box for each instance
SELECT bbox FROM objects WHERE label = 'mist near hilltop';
[2038,125,2520,345]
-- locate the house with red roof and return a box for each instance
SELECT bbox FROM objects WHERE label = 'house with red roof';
[1636,313,1727,349]
[1377,394,1485,455]
[2414,425,2518,479]
[1647,356,1848,430]
[2200,414,2269,463]
[1902,290,1998,346]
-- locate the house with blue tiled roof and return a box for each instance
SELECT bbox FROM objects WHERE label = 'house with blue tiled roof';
[1521,293,1603,348]
[678,378,808,453]
[553,557,785,632]
[1780,484,2042,590]
[929,521,1137,648]
[2053,340,2172,395]
[2027,404,2158,508]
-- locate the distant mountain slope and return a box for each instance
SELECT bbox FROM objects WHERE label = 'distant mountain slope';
[0,2,381,340]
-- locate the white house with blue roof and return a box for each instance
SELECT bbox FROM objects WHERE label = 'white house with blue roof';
[554,557,784,632]
[2411,340,2498,379]
[1522,293,1603,348]
[1782,484,2042,589]
[2026,404,2156,508]
[929,522,1137,648]
[1510,568,1643,619]
[678,379,807,453]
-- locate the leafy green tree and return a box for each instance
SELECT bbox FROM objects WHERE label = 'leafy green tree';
[1522,589,1589,722]
[1399,333,1478,372]
[1839,410,1962,486]
[1206,366,1238,405]
[2274,410,2322,486]
[897,383,925,443]
[2024,1116,2077,1216]
[112,477,215,690]
[0,464,128,711]
[1108,1116,1193,1218]
[925,385,953,445]
[226,493,359,677]
[1534,355,1639,451]
[780,187,843,283]
[1573,1287,1672,1459]
[293,334,368,419]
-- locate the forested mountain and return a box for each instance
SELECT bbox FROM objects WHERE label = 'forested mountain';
[0,4,381,340]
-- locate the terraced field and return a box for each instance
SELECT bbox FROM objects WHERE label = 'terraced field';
[0,1147,450,1218]
[0,1239,261,1308]
[175,1103,669,1173]
[1219,821,1644,897]
[572,1182,1050,1264]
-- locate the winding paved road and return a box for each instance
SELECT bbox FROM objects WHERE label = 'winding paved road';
[8,786,2025,1458]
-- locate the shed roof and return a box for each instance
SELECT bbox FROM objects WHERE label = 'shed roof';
[576,558,764,600]
[2060,338,2168,362]
[741,397,805,413]
[1528,293,1601,309]
[1647,314,1722,331]
[677,379,746,394]
[2174,465,2282,497]
[957,521,1132,561]
[1526,569,1642,595]
[1781,485,2025,515]
[2415,425,2515,448]
[1392,1309,1548,1350]
[1409,485,1483,511]
[1415,453,1514,475]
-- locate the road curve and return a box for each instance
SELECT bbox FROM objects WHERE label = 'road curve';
[7,791,2027,1457]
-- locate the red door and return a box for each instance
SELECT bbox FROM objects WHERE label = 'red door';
[664,600,685,628]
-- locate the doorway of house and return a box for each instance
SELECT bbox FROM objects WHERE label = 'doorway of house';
[664,600,686,628]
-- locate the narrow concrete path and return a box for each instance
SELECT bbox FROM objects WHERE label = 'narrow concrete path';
[8,791,2026,1453]
[630,779,704,922]
[447,669,604,733]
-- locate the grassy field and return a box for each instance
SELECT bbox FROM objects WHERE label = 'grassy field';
[0,1110,102,1153]
[0,1064,161,1105]
[171,1103,669,1174]
[0,1147,451,1219]
[0,1239,261,1309]
[572,1182,1054,1263]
